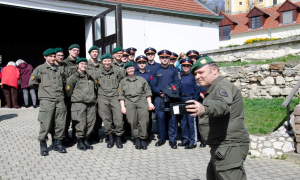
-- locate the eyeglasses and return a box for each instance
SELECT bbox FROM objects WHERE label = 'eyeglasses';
[72,49,80,52]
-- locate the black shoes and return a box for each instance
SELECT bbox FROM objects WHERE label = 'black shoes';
[155,140,166,147]
[33,105,38,108]
[141,139,147,150]
[178,142,189,147]
[24,105,29,108]
[135,138,141,149]
[199,142,206,148]
[77,139,87,151]
[185,144,197,149]
[84,138,93,150]
[40,141,49,156]
[169,141,177,149]
[116,136,123,149]
[107,134,115,148]
[53,140,67,153]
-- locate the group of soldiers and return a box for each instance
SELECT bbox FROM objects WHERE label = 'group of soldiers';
[28,44,250,180]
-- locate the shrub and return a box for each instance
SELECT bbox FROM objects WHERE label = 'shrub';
[244,38,281,45]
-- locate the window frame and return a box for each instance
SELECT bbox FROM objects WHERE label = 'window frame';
[282,10,294,24]
[239,2,242,5]
[273,0,277,5]
[251,16,261,29]
[219,25,231,41]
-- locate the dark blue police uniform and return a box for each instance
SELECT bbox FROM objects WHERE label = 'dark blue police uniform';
[150,50,181,148]
[144,47,160,75]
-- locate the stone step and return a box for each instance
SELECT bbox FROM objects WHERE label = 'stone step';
[285,152,300,163]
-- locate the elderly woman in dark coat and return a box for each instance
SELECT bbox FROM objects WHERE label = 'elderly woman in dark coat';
[16,59,37,108]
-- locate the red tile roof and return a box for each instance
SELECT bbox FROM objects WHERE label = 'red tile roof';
[105,0,215,15]
[220,1,300,34]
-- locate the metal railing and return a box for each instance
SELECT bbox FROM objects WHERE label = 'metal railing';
[282,80,300,131]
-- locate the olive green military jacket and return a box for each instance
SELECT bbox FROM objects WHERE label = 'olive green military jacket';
[28,62,65,102]
[63,56,77,78]
[87,59,102,80]
[118,75,152,104]
[112,60,124,69]
[95,65,124,97]
[199,75,250,146]
[65,71,96,104]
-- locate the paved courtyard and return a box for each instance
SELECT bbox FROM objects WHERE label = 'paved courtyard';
[1,107,300,180]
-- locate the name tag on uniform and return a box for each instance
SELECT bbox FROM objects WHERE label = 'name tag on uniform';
[156,74,162,76]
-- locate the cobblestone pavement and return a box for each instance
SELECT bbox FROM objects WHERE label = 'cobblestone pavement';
[1,107,300,180]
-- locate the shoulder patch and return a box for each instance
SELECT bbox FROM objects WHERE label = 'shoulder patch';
[66,85,70,91]
[94,79,98,84]
[30,75,35,80]
[219,90,228,97]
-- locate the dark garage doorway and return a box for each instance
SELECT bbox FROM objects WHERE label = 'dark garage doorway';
[0,5,87,68]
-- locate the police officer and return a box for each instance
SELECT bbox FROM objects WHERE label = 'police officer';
[134,55,153,138]
[86,46,103,143]
[63,44,81,142]
[95,53,124,148]
[66,57,97,151]
[29,48,67,156]
[112,46,125,69]
[144,47,160,75]
[119,61,154,150]
[186,50,200,64]
[150,49,181,149]
[128,47,137,62]
[186,56,250,180]
[196,54,208,60]
[169,52,178,68]
[177,58,201,149]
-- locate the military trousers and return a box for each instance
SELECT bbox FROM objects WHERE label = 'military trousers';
[207,142,249,180]
[125,101,149,139]
[98,95,124,136]
[38,99,67,141]
[71,103,96,139]
[179,96,197,145]
[154,97,177,142]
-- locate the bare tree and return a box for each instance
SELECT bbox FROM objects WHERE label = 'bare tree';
[199,0,225,14]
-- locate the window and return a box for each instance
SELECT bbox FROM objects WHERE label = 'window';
[282,10,293,24]
[239,2,242,5]
[273,0,277,5]
[251,16,261,29]
[259,0,263,2]
[219,25,231,40]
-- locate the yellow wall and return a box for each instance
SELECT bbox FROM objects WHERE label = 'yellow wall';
[226,0,285,13]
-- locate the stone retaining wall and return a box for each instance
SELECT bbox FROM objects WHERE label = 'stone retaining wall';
[200,36,300,62]
[219,60,300,98]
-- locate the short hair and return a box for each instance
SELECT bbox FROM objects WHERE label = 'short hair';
[208,62,219,72]
[7,61,16,67]
[16,59,26,67]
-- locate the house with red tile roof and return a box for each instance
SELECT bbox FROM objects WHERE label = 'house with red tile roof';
[219,0,300,47]
[0,0,222,66]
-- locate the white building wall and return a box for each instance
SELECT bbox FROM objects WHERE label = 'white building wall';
[219,24,300,47]
[0,0,220,60]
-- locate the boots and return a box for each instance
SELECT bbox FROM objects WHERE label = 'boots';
[116,136,123,149]
[135,138,141,150]
[107,134,115,148]
[77,139,87,151]
[40,141,49,156]
[199,137,206,148]
[84,137,93,150]
[141,139,147,150]
[63,131,73,146]
[53,140,67,153]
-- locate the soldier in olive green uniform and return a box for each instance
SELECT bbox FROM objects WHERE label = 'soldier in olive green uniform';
[186,56,250,180]
[112,46,125,69]
[63,44,80,141]
[86,46,103,143]
[119,62,154,150]
[95,53,125,148]
[29,48,67,156]
[66,57,97,151]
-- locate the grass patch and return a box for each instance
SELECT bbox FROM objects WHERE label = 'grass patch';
[220,44,241,49]
[244,98,299,135]
[218,54,300,67]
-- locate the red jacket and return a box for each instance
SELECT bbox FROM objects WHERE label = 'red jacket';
[0,65,21,89]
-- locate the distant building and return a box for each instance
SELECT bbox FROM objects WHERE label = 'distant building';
[220,0,300,47]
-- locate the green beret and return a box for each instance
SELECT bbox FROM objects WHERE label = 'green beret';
[112,46,123,54]
[191,56,215,74]
[43,48,56,56]
[55,47,63,53]
[76,57,88,64]
[100,53,112,60]
[88,46,99,53]
[68,44,80,50]
[124,61,134,69]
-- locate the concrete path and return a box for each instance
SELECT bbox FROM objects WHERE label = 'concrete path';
[1,107,300,180]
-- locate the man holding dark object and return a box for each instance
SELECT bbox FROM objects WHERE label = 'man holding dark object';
[186,56,250,180]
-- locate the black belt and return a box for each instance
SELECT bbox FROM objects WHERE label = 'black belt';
[181,94,193,97]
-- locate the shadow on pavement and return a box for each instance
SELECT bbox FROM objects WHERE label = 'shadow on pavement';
[0,114,18,122]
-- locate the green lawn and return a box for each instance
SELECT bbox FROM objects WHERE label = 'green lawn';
[218,54,300,67]
[244,98,299,135]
